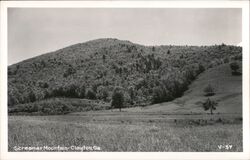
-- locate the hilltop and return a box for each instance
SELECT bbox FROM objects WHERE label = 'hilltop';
[8,38,242,114]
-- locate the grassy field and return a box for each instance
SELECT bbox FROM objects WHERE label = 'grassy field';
[8,112,242,152]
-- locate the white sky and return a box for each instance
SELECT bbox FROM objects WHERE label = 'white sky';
[8,8,242,65]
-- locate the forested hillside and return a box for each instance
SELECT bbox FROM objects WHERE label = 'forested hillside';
[8,38,242,114]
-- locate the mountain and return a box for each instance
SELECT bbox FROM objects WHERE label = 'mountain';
[8,38,242,115]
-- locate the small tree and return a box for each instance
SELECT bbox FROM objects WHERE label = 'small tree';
[230,62,241,75]
[102,54,106,62]
[152,46,155,52]
[128,86,135,105]
[86,89,96,100]
[203,84,215,96]
[102,90,109,102]
[202,98,218,115]
[111,88,124,111]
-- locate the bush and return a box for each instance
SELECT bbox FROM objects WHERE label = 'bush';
[203,84,215,96]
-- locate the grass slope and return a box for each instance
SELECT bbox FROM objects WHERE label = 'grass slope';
[124,63,242,114]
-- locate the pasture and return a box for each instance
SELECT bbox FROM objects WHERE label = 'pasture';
[8,111,242,152]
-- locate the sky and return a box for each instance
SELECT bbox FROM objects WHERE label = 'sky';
[8,8,242,65]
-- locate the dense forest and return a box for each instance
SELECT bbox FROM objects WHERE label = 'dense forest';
[8,38,242,114]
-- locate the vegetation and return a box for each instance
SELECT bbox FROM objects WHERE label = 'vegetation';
[8,98,109,115]
[111,87,124,111]
[86,89,97,100]
[203,84,215,96]
[202,98,218,115]
[230,61,241,75]
[8,114,242,152]
[7,39,242,114]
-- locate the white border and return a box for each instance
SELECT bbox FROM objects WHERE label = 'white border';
[0,1,249,160]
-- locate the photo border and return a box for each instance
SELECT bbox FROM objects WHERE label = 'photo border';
[0,1,249,160]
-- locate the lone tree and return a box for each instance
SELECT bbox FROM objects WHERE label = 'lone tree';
[230,62,241,75]
[202,98,218,115]
[203,84,215,96]
[111,87,124,111]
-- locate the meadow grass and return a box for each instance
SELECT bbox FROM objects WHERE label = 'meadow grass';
[8,115,242,152]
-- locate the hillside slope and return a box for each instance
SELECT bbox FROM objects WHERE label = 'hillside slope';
[128,64,242,114]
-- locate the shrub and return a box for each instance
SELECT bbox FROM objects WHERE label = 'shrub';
[203,84,215,96]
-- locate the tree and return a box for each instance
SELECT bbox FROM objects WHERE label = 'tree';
[128,86,135,105]
[152,86,164,103]
[102,90,109,102]
[203,84,215,96]
[152,46,155,52]
[97,86,109,101]
[102,54,106,62]
[86,89,96,100]
[167,50,170,54]
[63,67,76,77]
[76,85,86,98]
[202,98,218,114]
[230,62,241,75]
[65,84,78,98]
[28,90,36,102]
[111,87,124,111]
[197,63,205,74]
